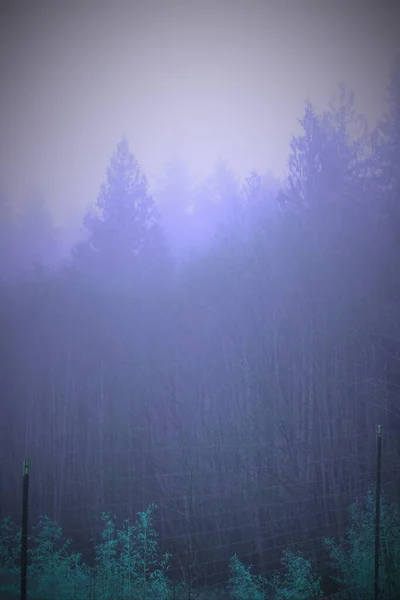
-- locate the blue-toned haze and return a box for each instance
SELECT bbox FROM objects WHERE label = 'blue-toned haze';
[0,0,399,227]
[2,3,400,596]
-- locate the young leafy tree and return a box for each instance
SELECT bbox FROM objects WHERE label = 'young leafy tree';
[0,517,21,598]
[28,515,89,600]
[130,503,171,600]
[269,550,323,600]
[324,488,400,600]
[94,511,122,600]
[117,518,137,600]
[94,504,171,600]
[228,554,267,600]
[228,550,322,600]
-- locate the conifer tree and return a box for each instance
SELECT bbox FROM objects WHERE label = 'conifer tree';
[83,137,166,275]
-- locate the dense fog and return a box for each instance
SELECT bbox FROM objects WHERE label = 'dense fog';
[1,4,400,598]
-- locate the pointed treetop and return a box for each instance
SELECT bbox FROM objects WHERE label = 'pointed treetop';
[83,137,164,265]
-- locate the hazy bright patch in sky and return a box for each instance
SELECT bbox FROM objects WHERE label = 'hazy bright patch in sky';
[0,0,399,224]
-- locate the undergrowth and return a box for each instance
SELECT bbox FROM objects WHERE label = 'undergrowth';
[0,490,399,599]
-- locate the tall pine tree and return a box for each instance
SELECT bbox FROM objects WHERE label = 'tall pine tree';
[83,137,166,276]
[375,54,400,204]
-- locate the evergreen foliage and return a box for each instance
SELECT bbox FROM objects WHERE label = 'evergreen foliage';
[1,56,400,600]
[83,137,164,268]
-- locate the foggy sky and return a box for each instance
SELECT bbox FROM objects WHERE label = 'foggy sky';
[0,0,399,225]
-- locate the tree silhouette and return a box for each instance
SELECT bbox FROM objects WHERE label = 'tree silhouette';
[83,137,166,276]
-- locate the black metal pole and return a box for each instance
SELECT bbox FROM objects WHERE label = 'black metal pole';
[20,459,29,600]
[374,425,382,600]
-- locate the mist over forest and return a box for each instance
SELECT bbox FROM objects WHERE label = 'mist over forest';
[1,52,400,599]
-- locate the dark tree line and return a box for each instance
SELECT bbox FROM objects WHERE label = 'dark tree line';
[1,58,400,591]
